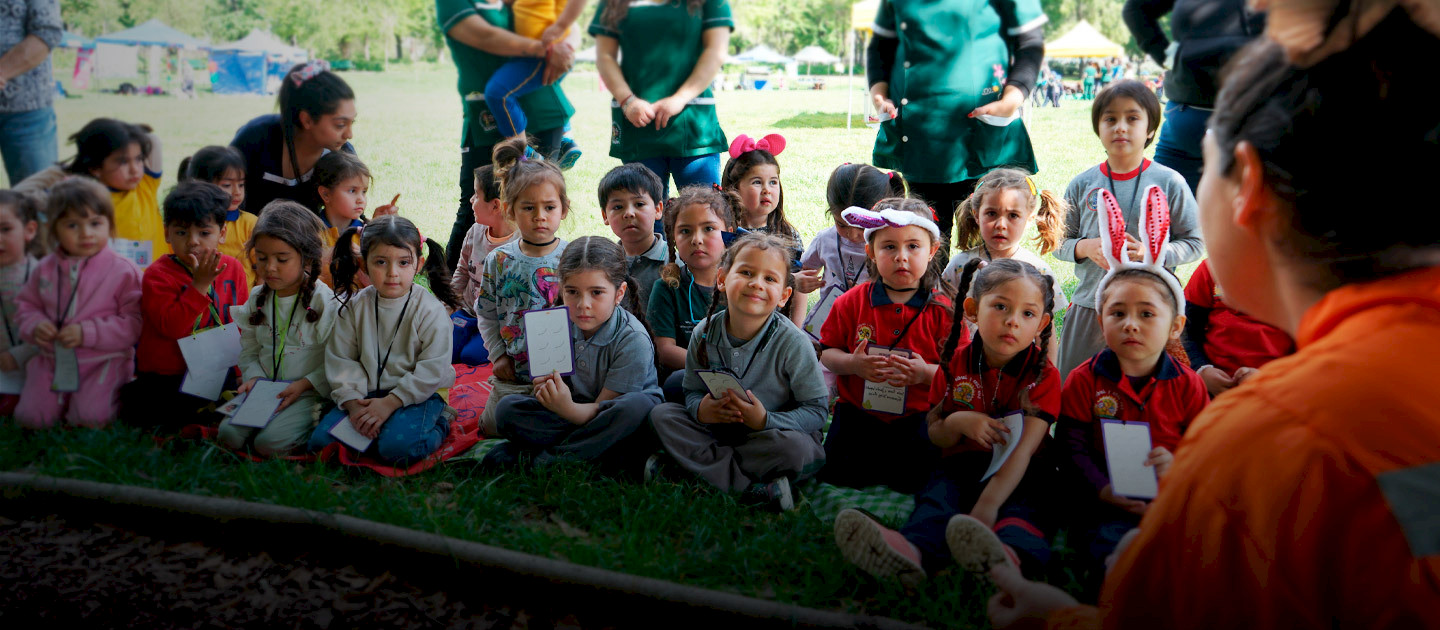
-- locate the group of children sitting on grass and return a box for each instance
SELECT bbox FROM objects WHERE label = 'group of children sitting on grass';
[0,75,1295,592]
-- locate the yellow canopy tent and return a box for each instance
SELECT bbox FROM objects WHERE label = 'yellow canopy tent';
[1045,20,1125,58]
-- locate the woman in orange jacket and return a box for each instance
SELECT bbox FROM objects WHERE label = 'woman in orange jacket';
[988,11,1440,629]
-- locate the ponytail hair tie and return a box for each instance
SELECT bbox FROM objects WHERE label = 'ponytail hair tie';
[289,60,331,87]
[712,183,724,193]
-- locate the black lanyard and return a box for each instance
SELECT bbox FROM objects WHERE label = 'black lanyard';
[270,293,301,378]
[970,339,1036,413]
[879,290,929,350]
[373,286,414,393]
[714,315,780,382]
[1,259,33,347]
[837,232,865,290]
[1105,161,1143,222]
[54,256,89,328]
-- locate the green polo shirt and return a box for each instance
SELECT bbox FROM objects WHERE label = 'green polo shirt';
[437,0,575,148]
[871,0,1045,183]
[588,0,733,162]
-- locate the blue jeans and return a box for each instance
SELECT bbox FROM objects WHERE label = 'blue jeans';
[1153,101,1210,195]
[632,153,721,199]
[899,454,1056,575]
[308,393,449,464]
[0,107,58,187]
[485,57,547,139]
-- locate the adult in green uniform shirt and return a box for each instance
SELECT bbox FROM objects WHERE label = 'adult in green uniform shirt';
[867,0,1048,245]
[437,0,577,269]
[591,0,734,197]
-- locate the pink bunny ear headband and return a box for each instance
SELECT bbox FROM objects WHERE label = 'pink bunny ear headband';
[1090,186,1185,313]
[841,206,942,243]
[729,133,786,159]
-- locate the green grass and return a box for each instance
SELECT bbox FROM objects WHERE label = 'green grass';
[0,421,1003,627]
[8,64,1157,626]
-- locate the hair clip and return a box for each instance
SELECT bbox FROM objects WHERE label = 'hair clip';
[1025,176,1038,197]
[728,133,787,159]
[289,60,330,88]
[711,183,724,193]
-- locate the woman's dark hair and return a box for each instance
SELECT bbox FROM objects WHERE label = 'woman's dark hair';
[659,184,740,289]
[492,136,569,214]
[63,118,151,176]
[694,231,793,367]
[276,62,354,190]
[331,215,459,311]
[0,190,46,256]
[865,197,954,316]
[179,145,246,184]
[721,148,796,239]
[473,164,500,202]
[601,0,704,28]
[46,177,115,245]
[954,167,1068,255]
[557,235,654,339]
[945,257,1055,410]
[1091,79,1162,147]
[245,200,328,326]
[825,163,906,225]
[1210,12,1440,290]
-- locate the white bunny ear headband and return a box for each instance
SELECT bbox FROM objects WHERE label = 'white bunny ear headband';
[1091,186,1186,313]
[841,206,942,243]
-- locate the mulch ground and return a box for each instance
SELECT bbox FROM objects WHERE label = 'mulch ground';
[0,514,600,629]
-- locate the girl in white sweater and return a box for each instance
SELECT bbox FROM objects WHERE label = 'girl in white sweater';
[221,202,339,456]
[307,215,461,464]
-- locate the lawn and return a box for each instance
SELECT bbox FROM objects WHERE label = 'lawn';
[4,64,1157,627]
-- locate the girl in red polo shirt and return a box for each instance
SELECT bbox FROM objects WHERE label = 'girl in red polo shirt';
[1181,259,1294,396]
[1057,190,1208,586]
[834,257,1062,586]
[818,199,953,494]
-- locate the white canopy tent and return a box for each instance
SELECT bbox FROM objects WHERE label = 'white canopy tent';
[793,45,841,74]
[1045,20,1125,58]
[731,45,793,65]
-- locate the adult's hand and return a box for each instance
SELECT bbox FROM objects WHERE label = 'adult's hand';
[969,84,1025,119]
[987,564,1081,630]
[652,95,688,129]
[870,82,898,119]
[623,97,655,128]
[543,40,575,85]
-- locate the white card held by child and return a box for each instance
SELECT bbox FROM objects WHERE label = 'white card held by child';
[861,345,909,415]
[981,410,1027,482]
[1101,419,1159,500]
[523,306,574,379]
[802,285,842,342]
[51,346,79,392]
[110,238,154,269]
[215,391,247,417]
[178,322,241,400]
[329,416,375,453]
[696,369,751,403]
[229,380,291,428]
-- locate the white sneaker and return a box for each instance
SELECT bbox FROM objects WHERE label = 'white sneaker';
[834,508,926,588]
[945,514,1015,574]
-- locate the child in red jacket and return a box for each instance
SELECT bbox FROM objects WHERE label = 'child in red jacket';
[122,182,249,430]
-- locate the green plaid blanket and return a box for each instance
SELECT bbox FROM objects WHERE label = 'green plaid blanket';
[800,479,915,528]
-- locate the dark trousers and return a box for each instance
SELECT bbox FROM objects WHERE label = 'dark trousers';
[900,451,1057,575]
[662,370,686,405]
[906,179,979,249]
[818,402,939,494]
[495,391,661,466]
[1154,101,1209,195]
[120,371,234,431]
[445,128,564,269]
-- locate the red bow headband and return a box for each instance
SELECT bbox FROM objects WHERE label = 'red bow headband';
[729,133,787,159]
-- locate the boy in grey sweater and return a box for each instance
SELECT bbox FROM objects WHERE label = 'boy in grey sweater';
[1056,80,1205,380]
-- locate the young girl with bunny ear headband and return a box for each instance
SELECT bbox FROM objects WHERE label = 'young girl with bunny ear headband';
[1054,187,1208,590]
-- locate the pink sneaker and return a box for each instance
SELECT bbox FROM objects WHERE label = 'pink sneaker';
[834,508,926,588]
[945,514,1016,574]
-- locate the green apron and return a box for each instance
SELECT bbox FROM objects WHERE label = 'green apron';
[588,0,733,162]
[872,0,1043,183]
[437,0,575,148]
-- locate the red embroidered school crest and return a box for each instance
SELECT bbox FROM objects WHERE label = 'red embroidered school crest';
[856,323,874,344]
[952,374,981,405]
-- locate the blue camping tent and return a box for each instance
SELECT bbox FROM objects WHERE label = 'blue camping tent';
[210,30,307,95]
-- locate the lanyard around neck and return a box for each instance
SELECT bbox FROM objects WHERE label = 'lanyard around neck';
[1,259,33,347]
[54,256,89,328]
[270,293,301,378]
[373,287,414,393]
[836,231,865,290]
[715,315,779,383]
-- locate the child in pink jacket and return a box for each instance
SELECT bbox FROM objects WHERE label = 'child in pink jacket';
[15,179,143,428]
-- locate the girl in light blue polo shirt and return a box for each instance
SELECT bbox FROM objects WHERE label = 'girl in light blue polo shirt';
[487,236,662,468]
